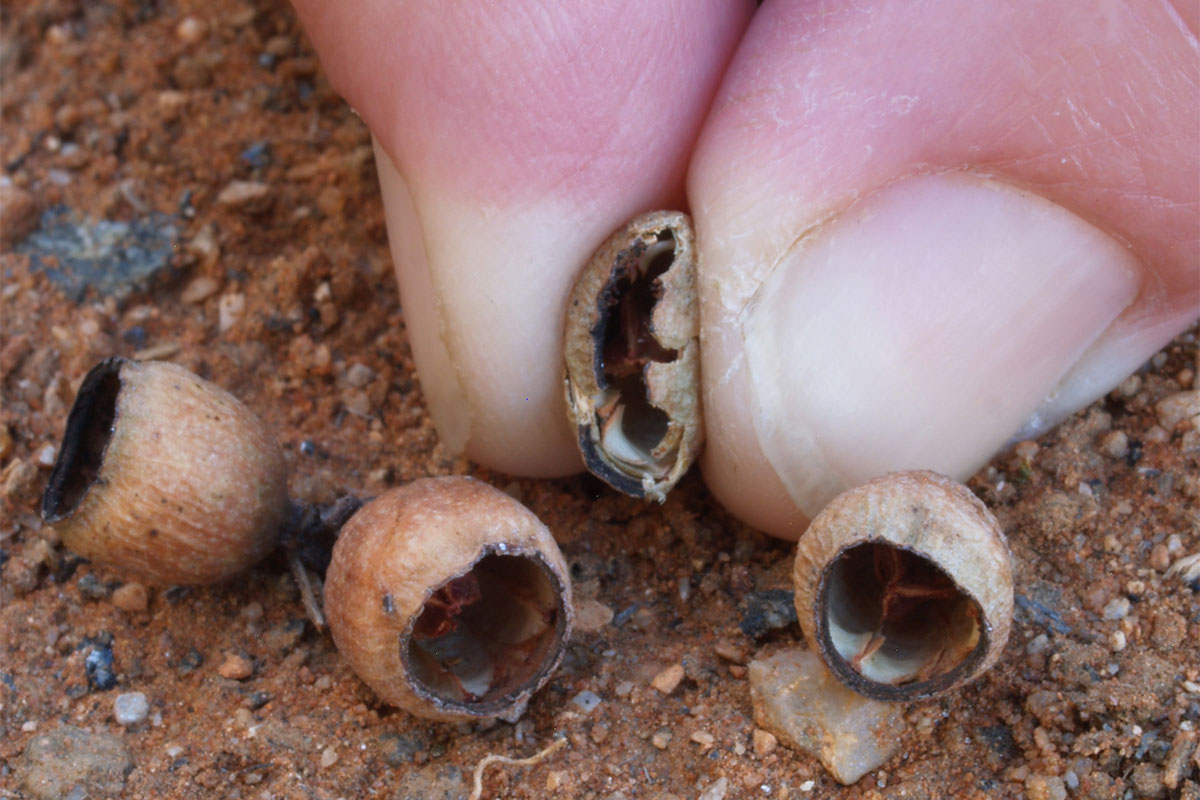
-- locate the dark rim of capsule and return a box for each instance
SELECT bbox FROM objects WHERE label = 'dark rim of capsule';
[813,540,992,702]
[398,544,570,716]
[42,356,126,523]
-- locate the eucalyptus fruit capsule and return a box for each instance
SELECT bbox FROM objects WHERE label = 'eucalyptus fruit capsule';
[323,477,573,722]
[42,357,289,586]
[564,210,703,502]
[793,470,1013,701]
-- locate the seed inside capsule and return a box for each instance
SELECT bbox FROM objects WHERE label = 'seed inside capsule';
[821,542,984,691]
[403,550,565,707]
[564,210,703,501]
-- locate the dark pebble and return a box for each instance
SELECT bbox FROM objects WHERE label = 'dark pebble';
[738,590,798,639]
[240,141,272,169]
[52,555,82,584]
[178,189,195,219]
[76,573,112,601]
[612,604,639,627]
[16,207,177,302]
[176,648,204,675]
[247,691,272,710]
[979,724,1017,758]
[379,732,426,767]
[1014,594,1073,635]
[163,586,191,605]
[1124,439,1143,466]
[83,644,116,691]
[121,326,147,348]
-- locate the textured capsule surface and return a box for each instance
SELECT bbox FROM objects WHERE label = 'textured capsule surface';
[793,470,1013,701]
[323,476,573,721]
[42,357,288,586]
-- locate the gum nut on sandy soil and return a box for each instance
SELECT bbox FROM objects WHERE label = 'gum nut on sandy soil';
[41,357,289,586]
[564,211,702,502]
[793,470,1013,701]
[323,476,574,722]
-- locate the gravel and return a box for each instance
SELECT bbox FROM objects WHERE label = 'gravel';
[20,725,134,799]
[738,590,798,639]
[570,690,601,713]
[83,637,117,691]
[16,207,177,301]
[749,648,903,785]
[650,663,685,695]
[113,692,150,726]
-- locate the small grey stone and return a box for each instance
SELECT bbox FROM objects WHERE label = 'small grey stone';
[113,692,149,726]
[749,648,904,785]
[570,690,602,713]
[21,725,134,799]
[738,590,798,639]
[1102,596,1131,621]
[698,777,729,800]
[16,207,177,301]
[263,619,306,654]
[247,691,273,710]
[77,573,112,601]
[378,732,426,767]
[345,362,374,387]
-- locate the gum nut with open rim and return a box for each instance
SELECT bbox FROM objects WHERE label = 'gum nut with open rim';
[792,470,1013,701]
[41,357,289,586]
[323,476,574,722]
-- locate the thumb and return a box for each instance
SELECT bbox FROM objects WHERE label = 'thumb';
[689,0,1199,537]
[292,0,753,476]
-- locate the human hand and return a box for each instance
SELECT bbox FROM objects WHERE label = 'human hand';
[290,0,1198,538]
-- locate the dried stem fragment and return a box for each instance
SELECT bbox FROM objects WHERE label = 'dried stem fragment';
[564,211,702,501]
[469,738,567,800]
[793,471,1013,701]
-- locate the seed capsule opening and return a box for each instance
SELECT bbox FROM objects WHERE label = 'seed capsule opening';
[818,541,987,700]
[401,550,567,714]
[594,235,678,475]
[42,357,124,522]
[564,211,703,501]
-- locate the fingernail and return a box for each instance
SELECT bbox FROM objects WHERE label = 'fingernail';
[742,173,1140,516]
[373,139,585,476]
[373,139,471,454]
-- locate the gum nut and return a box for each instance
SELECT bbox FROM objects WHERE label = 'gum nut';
[792,470,1013,701]
[563,210,703,502]
[323,476,574,722]
[41,357,289,585]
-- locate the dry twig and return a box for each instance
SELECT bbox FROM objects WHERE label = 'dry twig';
[469,737,567,800]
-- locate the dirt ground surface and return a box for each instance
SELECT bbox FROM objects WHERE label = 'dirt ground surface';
[1,2,1198,799]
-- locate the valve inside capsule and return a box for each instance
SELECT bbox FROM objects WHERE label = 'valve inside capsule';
[402,551,566,711]
[593,233,679,479]
[819,541,986,699]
